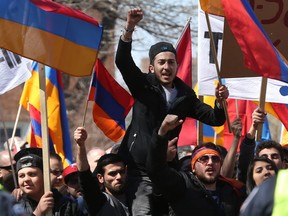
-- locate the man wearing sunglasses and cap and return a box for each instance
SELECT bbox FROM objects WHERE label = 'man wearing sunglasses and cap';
[146,114,243,215]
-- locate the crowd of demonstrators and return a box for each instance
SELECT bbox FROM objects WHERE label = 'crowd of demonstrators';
[146,114,245,215]
[116,7,229,215]
[13,148,88,216]
[2,6,288,216]
[74,126,129,215]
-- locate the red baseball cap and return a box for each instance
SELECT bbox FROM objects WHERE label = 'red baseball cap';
[63,163,78,182]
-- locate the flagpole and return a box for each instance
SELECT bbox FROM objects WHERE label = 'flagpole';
[82,65,95,127]
[256,77,267,141]
[204,12,231,133]
[175,17,192,48]
[8,103,23,188]
[10,104,22,150]
[38,64,52,216]
[235,99,239,118]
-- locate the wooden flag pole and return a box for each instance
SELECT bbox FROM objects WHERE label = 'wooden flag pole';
[235,99,239,118]
[38,64,52,216]
[204,12,231,133]
[82,65,96,127]
[256,77,267,141]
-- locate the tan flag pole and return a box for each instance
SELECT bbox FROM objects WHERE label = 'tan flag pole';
[256,77,267,141]
[38,63,52,216]
[204,12,231,133]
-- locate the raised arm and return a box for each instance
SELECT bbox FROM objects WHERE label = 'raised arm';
[237,107,266,183]
[221,118,242,178]
[74,127,89,172]
[74,127,106,215]
[121,8,143,42]
[146,115,186,199]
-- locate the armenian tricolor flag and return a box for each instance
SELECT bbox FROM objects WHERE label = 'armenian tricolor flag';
[0,0,103,76]
[20,62,73,167]
[88,59,134,142]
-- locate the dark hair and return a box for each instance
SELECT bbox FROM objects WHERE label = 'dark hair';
[50,152,62,163]
[94,153,125,175]
[246,156,278,194]
[192,142,220,156]
[255,140,284,161]
[216,145,228,160]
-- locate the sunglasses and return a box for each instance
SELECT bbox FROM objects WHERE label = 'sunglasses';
[50,169,63,177]
[197,155,221,165]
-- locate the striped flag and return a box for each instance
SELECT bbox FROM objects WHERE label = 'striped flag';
[20,62,73,167]
[88,59,134,142]
[222,0,288,83]
[0,0,103,76]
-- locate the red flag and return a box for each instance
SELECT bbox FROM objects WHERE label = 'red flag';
[176,23,192,88]
[175,20,196,147]
[222,99,256,150]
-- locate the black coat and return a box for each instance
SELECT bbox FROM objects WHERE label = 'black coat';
[115,39,226,174]
[146,132,242,216]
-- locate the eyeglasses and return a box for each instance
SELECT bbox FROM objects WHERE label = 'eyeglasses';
[50,169,63,177]
[197,155,221,165]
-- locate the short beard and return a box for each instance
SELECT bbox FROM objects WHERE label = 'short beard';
[197,175,217,185]
[104,182,125,195]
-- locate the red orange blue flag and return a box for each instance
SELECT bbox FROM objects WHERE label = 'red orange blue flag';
[20,62,73,167]
[88,59,134,142]
[0,0,103,77]
[222,0,288,83]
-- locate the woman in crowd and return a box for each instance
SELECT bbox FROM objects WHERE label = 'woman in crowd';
[246,156,278,194]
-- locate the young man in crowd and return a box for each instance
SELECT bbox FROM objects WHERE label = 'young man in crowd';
[14,148,85,215]
[116,7,229,215]
[74,127,129,215]
[146,114,244,215]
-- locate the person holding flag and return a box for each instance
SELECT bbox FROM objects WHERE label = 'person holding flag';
[116,7,229,215]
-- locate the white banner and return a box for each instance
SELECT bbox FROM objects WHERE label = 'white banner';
[197,10,288,104]
[0,49,32,94]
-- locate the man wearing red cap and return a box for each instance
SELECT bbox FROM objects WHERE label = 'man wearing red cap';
[116,7,229,216]
[146,114,244,215]
[63,163,82,199]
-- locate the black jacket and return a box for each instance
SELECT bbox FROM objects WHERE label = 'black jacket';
[115,39,226,174]
[19,189,83,216]
[79,169,129,216]
[146,131,242,216]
